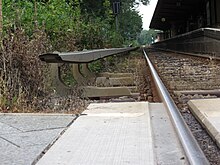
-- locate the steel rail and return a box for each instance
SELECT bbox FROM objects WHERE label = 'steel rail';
[143,49,209,165]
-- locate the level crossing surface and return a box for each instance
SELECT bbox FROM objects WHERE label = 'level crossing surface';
[36,102,186,165]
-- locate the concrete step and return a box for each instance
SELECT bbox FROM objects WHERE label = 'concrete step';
[98,72,133,78]
[188,98,220,148]
[95,77,135,86]
[128,86,138,93]
[82,86,132,98]
[36,102,187,165]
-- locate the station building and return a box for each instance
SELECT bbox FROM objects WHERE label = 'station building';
[150,0,220,55]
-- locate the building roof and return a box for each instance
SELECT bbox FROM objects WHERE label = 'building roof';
[150,0,201,30]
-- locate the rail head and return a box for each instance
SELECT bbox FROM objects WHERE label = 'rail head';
[39,47,137,63]
[143,49,209,165]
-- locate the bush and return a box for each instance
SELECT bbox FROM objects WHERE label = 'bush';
[0,28,51,112]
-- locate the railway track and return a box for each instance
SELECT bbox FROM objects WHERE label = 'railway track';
[33,48,220,164]
[84,48,220,164]
[85,48,220,164]
[143,49,209,164]
[144,48,220,165]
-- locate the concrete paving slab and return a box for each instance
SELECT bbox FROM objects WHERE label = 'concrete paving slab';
[1,128,66,148]
[36,102,154,165]
[1,132,67,165]
[1,141,47,165]
[0,138,21,165]
[0,114,75,132]
[0,114,75,165]
[188,98,220,147]
[149,103,187,165]
[0,122,21,134]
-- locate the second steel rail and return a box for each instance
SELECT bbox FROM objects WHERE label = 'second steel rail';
[143,49,209,165]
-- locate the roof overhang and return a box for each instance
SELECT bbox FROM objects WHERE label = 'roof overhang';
[150,0,201,30]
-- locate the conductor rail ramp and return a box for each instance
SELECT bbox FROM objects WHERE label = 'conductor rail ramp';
[38,47,138,97]
[39,47,137,63]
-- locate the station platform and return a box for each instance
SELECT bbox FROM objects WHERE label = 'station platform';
[188,98,220,148]
[36,102,187,165]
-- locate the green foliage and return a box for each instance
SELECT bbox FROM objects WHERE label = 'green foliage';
[108,31,124,47]
[110,0,145,43]
[110,0,149,8]
[3,0,79,34]
[0,0,151,111]
[119,9,142,41]
[137,29,158,45]
[60,64,77,86]
[2,0,147,48]
[89,60,104,73]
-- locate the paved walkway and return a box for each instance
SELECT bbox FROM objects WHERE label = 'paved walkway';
[37,102,154,165]
[36,102,186,165]
[0,102,188,165]
[0,114,75,165]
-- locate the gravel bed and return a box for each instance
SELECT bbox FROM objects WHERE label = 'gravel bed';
[146,49,220,164]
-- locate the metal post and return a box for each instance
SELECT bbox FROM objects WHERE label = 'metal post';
[115,15,119,31]
[113,1,121,31]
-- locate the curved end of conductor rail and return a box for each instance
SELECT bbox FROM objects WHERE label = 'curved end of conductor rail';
[39,47,139,63]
